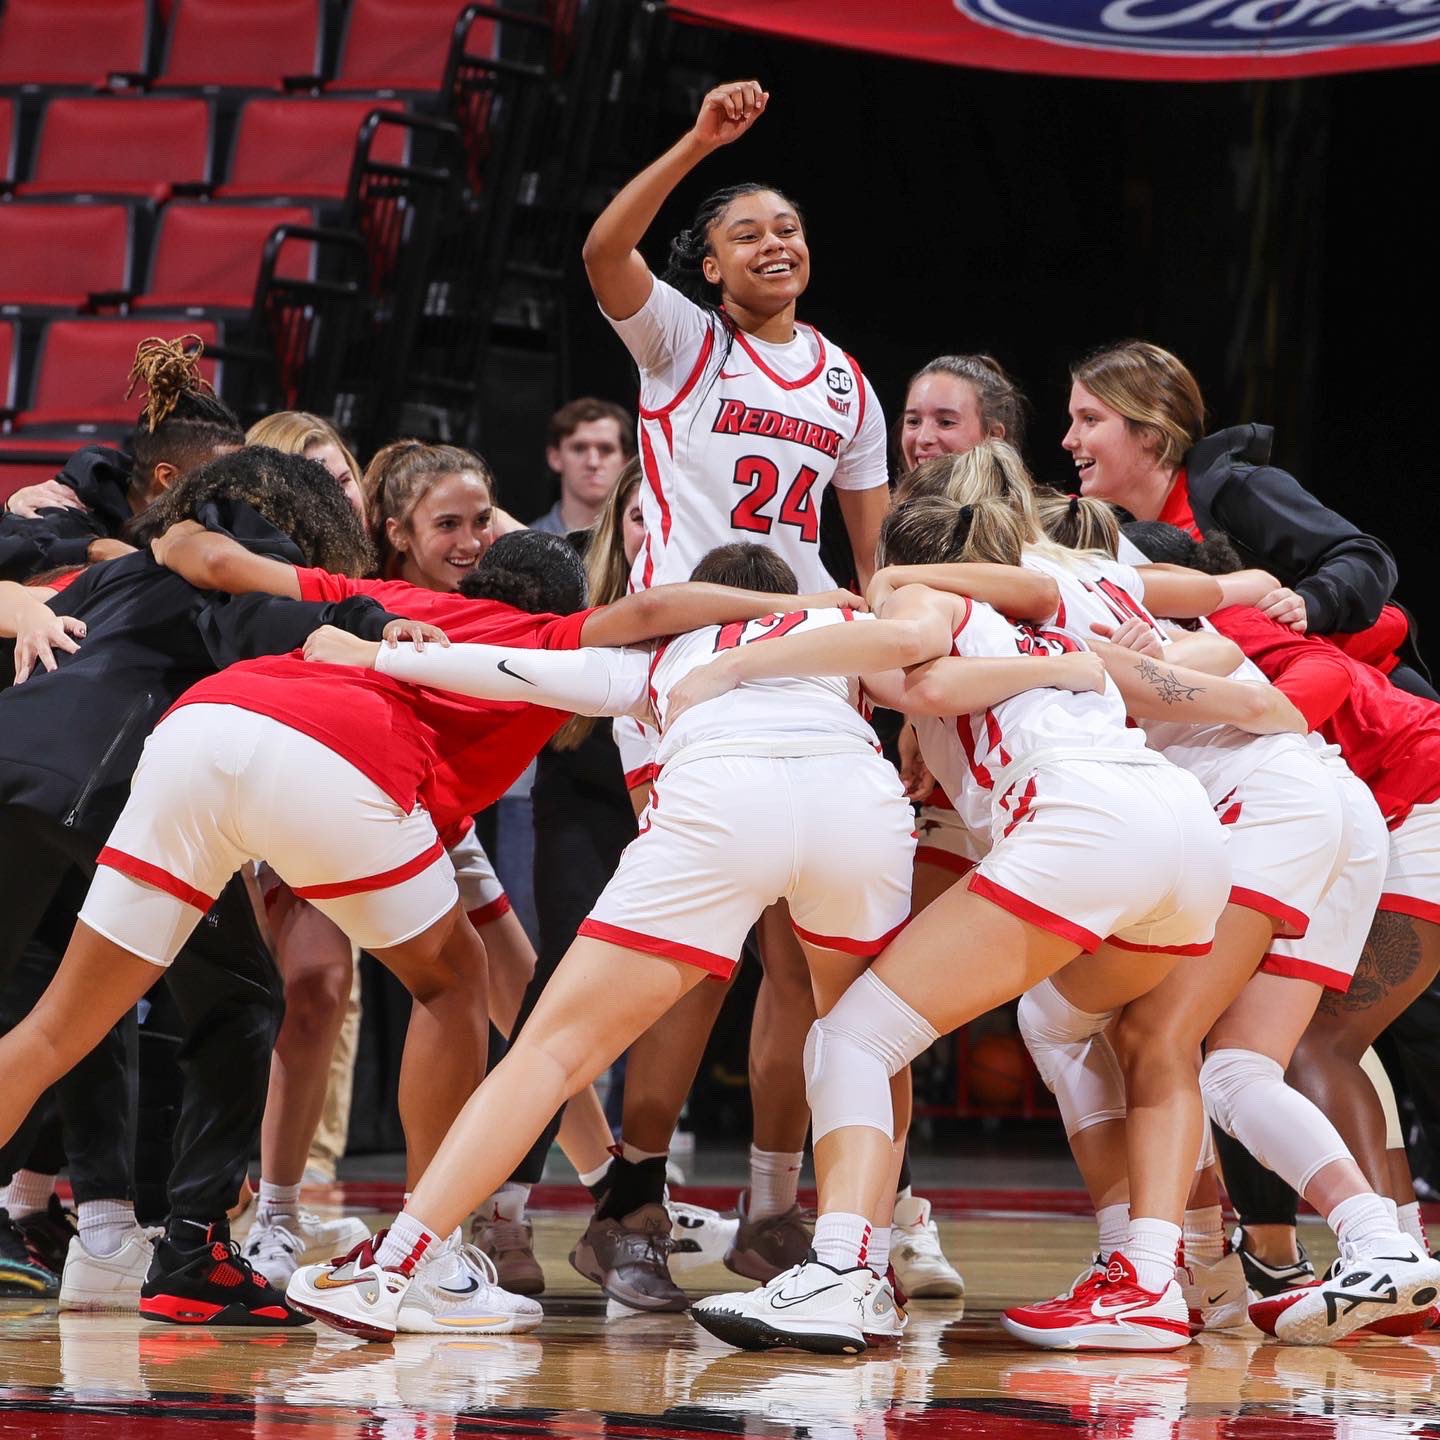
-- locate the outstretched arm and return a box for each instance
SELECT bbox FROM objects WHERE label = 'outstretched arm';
[861,651,1106,719]
[1135,566,1222,619]
[0,580,85,682]
[582,81,768,321]
[1095,641,1307,733]
[867,562,1058,623]
[152,522,302,599]
[578,580,861,648]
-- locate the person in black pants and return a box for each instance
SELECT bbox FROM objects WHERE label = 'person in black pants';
[0,448,393,1320]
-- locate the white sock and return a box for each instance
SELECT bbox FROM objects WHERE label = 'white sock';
[812,1212,873,1271]
[375,1211,442,1274]
[2,1170,56,1219]
[747,1146,803,1220]
[1120,1217,1181,1292]
[1328,1192,1399,1253]
[1397,1200,1429,1253]
[78,1199,136,1259]
[256,1180,302,1224]
[866,1224,892,1279]
[620,1142,666,1164]
[1096,1202,1130,1261]
[486,1182,530,1224]
[1183,1205,1226,1265]
[577,1157,612,1190]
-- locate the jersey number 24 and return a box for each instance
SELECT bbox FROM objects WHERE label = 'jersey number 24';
[731,457,820,543]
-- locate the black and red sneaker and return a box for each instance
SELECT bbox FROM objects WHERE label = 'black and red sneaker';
[16,1194,78,1277]
[140,1227,313,1327]
[0,1205,59,1298]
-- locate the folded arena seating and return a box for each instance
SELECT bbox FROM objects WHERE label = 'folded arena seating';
[0,203,134,311]
[156,0,324,91]
[331,0,495,93]
[0,0,154,90]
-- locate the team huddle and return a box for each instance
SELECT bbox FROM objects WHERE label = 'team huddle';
[1,79,1438,1359]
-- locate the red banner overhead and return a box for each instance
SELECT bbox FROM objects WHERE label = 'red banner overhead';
[668,1,1440,81]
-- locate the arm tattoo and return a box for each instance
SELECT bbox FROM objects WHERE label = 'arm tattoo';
[1136,657,1206,706]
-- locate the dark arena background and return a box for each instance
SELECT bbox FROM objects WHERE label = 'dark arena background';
[1,3,1439,1438]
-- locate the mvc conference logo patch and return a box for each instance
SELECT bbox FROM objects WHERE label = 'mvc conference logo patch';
[956,2,1440,54]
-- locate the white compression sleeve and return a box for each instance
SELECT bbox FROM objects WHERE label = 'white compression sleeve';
[1017,980,1126,1138]
[375,641,650,718]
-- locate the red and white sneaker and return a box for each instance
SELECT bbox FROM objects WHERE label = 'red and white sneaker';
[1000,1254,1191,1352]
[286,1230,411,1342]
[1179,1243,1248,1334]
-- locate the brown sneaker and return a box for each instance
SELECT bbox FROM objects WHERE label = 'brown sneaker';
[470,1216,545,1297]
[723,1192,813,1282]
[568,1203,687,1312]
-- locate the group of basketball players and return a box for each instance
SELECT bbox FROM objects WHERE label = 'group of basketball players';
[1,78,1437,1358]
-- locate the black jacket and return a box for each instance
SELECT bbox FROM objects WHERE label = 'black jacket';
[1185,425,1399,635]
[0,446,134,582]
[0,505,394,844]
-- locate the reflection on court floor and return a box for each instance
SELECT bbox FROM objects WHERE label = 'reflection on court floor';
[2,1211,1436,1439]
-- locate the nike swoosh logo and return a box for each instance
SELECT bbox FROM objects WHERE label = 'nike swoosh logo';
[497,658,535,686]
[771,1283,840,1310]
[312,1271,365,1290]
[439,1276,480,1296]
[1090,1299,1151,1318]
[1206,1292,1226,1305]
[718,370,749,379]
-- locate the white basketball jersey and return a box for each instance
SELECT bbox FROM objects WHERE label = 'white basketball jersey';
[607,279,888,594]
[913,595,1153,838]
[649,607,881,769]
[1021,549,1306,804]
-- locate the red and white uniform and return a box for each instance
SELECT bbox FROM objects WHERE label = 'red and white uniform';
[379,608,916,978]
[445,820,510,928]
[1025,550,1349,945]
[607,278,888,788]
[912,595,1226,954]
[81,578,591,965]
[1211,603,1440,938]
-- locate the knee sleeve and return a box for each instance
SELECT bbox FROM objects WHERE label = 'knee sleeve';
[1200,1048,1352,1197]
[1017,980,1126,1138]
[804,970,936,1144]
[1360,1046,1405,1152]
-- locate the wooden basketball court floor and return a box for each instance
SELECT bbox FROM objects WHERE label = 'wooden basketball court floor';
[2,1200,1437,1440]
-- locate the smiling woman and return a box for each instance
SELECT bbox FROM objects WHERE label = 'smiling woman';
[364,440,499,593]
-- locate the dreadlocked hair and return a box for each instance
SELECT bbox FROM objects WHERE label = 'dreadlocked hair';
[127,446,375,577]
[1122,520,1244,575]
[878,495,1025,569]
[459,530,588,616]
[125,335,244,493]
[1033,486,1121,559]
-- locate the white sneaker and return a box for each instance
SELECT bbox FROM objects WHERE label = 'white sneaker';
[59,1228,157,1312]
[396,1241,543,1335]
[691,1258,871,1354]
[243,1210,371,1285]
[861,1272,908,1342]
[287,1236,410,1342]
[1271,1233,1440,1344]
[1180,1247,1248,1333]
[666,1200,739,1273]
[890,1193,964,1299]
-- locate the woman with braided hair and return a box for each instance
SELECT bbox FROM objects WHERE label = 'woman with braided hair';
[578,79,893,1305]
[0,335,244,581]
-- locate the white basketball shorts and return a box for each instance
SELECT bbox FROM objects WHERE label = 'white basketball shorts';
[1379,798,1440,928]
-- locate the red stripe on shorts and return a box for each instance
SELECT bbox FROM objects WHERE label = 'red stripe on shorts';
[967,872,1102,952]
[291,839,445,901]
[97,847,216,913]
[576,918,735,978]
[1377,891,1440,927]
[1106,935,1214,957]
[466,894,512,927]
[1259,952,1352,993]
[791,915,909,958]
[624,762,659,793]
[1228,886,1308,937]
[915,847,976,877]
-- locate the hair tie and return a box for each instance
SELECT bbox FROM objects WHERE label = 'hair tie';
[952,504,974,545]
[1068,494,1081,516]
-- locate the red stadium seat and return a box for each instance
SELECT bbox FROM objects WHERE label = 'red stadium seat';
[218,97,406,200]
[11,318,219,431]
[0,460,67,506]
[333,0,494,93]
[136,202,316,312]
[0,99,16,185]
[21,98,212,202]
[0,204,134,310]
[0,320,17,410]
[158,0,324,91]
[0,0,153,89]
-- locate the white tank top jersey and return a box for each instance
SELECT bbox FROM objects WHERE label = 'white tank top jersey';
[650,607,882,770]
[605,278,889,593]
[911,594,1156,839]
[1021,548,1307,803]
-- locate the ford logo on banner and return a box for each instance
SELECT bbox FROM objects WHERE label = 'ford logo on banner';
[958,1,1440,54]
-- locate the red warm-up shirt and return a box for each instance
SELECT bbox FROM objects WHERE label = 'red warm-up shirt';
[170,571,595,832]
[1209,604,1440,825]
